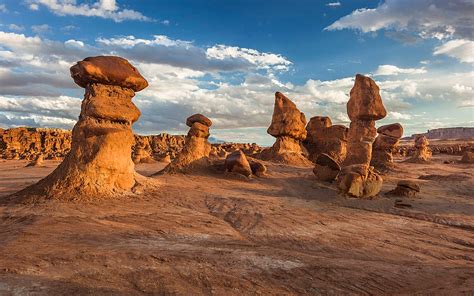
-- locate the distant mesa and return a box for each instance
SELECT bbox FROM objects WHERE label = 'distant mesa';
[404,127,474,140]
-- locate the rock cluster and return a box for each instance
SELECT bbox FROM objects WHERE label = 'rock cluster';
[132,136,155,164]
[371,123,403,171]
[387,180,420,197]
[337,74,386,198]
[17,56,148,198]
[304,116,348,164]
[409,135,432,162]
[0,127,72,160]
[162,114,212,173]
[257,92,311,166]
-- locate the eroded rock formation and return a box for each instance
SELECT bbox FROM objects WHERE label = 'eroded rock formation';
[371,123,403,171]
[304,116,348,164]
[337,74,386,198]
[132,136,154,164]
[225,150,252,177]
[313,153,340,182]
[15,56,149,199]
[409,135,432,162]
[257,92,311,166]
[387,180,420,197]
[162,114,212,173]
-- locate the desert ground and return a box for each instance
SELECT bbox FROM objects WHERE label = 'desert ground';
[0,153,473,295]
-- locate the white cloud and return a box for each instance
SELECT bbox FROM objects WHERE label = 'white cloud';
[325,0,473,40]
[433,39,474,63]
[27,0,152,22]
[326,2,341,7]
[0,4,7,13]
[389,111,412,120]
[374,64,427,76]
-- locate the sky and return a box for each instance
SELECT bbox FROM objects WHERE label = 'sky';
[0,0,473,145]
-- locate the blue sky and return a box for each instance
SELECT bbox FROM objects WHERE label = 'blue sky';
[0,0,473,145]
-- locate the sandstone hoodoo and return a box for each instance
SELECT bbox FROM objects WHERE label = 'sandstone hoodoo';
[14,56,149,199]
[409,135,432,162]
[161,114,212,173]
[313,153,340,182]
[337,74,387,198]
[258,92,311,166]
[304,116,348,164]
[371,123,403,171]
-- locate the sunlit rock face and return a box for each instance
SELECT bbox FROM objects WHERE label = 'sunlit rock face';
[337,74,387,198]
[16,56,148,199]
[258,92,312,166]
[409,135,432,162]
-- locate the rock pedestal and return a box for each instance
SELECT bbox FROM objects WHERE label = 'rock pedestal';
[371,123,403,171]
[337,74,387,198]
[162,114,212,173]
[16,56,148,199]
[258,92,311,166]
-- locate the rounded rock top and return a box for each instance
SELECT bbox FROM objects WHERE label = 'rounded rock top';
[70,56,148,92]
[186,114,212,127]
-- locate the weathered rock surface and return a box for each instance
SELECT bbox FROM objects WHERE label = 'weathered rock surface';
[14,56,149,199]
[161,114,212,173]
[337,74,386,198]
[460,150,474,164]
[132,136,155,164]
[304,116,348,164]
[70,56,148,91]
[408,135,432,162]
[371,123,403,171]
[26,154,44,167]
[257,92,311,166]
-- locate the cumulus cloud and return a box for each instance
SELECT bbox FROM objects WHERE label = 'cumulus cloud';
[433,39,474,63]
[0,29,473,143]
[8,24,24,31]
[26,0,152,22]
[31,24,51,34]
[374,65,427,76]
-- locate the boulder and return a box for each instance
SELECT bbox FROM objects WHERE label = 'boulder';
[186,113,212,127]
[377,123,403,138]
[313,153,340,182]
[225,150,252,177]
[387,180,420,197]
[460,151,474,164]
[249,160,267,177]
[267,92,307,141]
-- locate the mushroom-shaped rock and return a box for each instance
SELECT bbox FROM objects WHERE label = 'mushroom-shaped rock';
[160,114,212,173]
[313,153,340,182]
[267,92,307,141]
[186,114,212,127]
[347,74,387,122]
[408,135,432,162]
[225,150,252,177]
[13,56,149,200]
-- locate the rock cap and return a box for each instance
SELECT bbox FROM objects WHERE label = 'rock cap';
[377,123,403,139]
[267,92,307,141]
[186,114,212,127]
[347,74,387,121]
[70,56,148,92]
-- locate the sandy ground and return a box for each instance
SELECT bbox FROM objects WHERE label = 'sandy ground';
[0,154,473,295]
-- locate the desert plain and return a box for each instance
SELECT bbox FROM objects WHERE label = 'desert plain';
[0,149,473,295]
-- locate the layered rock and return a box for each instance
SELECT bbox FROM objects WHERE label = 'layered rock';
[304,116,348,164]
[371,123,403,171]
[257,92,311,166]
[15,56,149,199]
[409,135,432,162]
[162,114,212,173]
[337,74,387,198]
